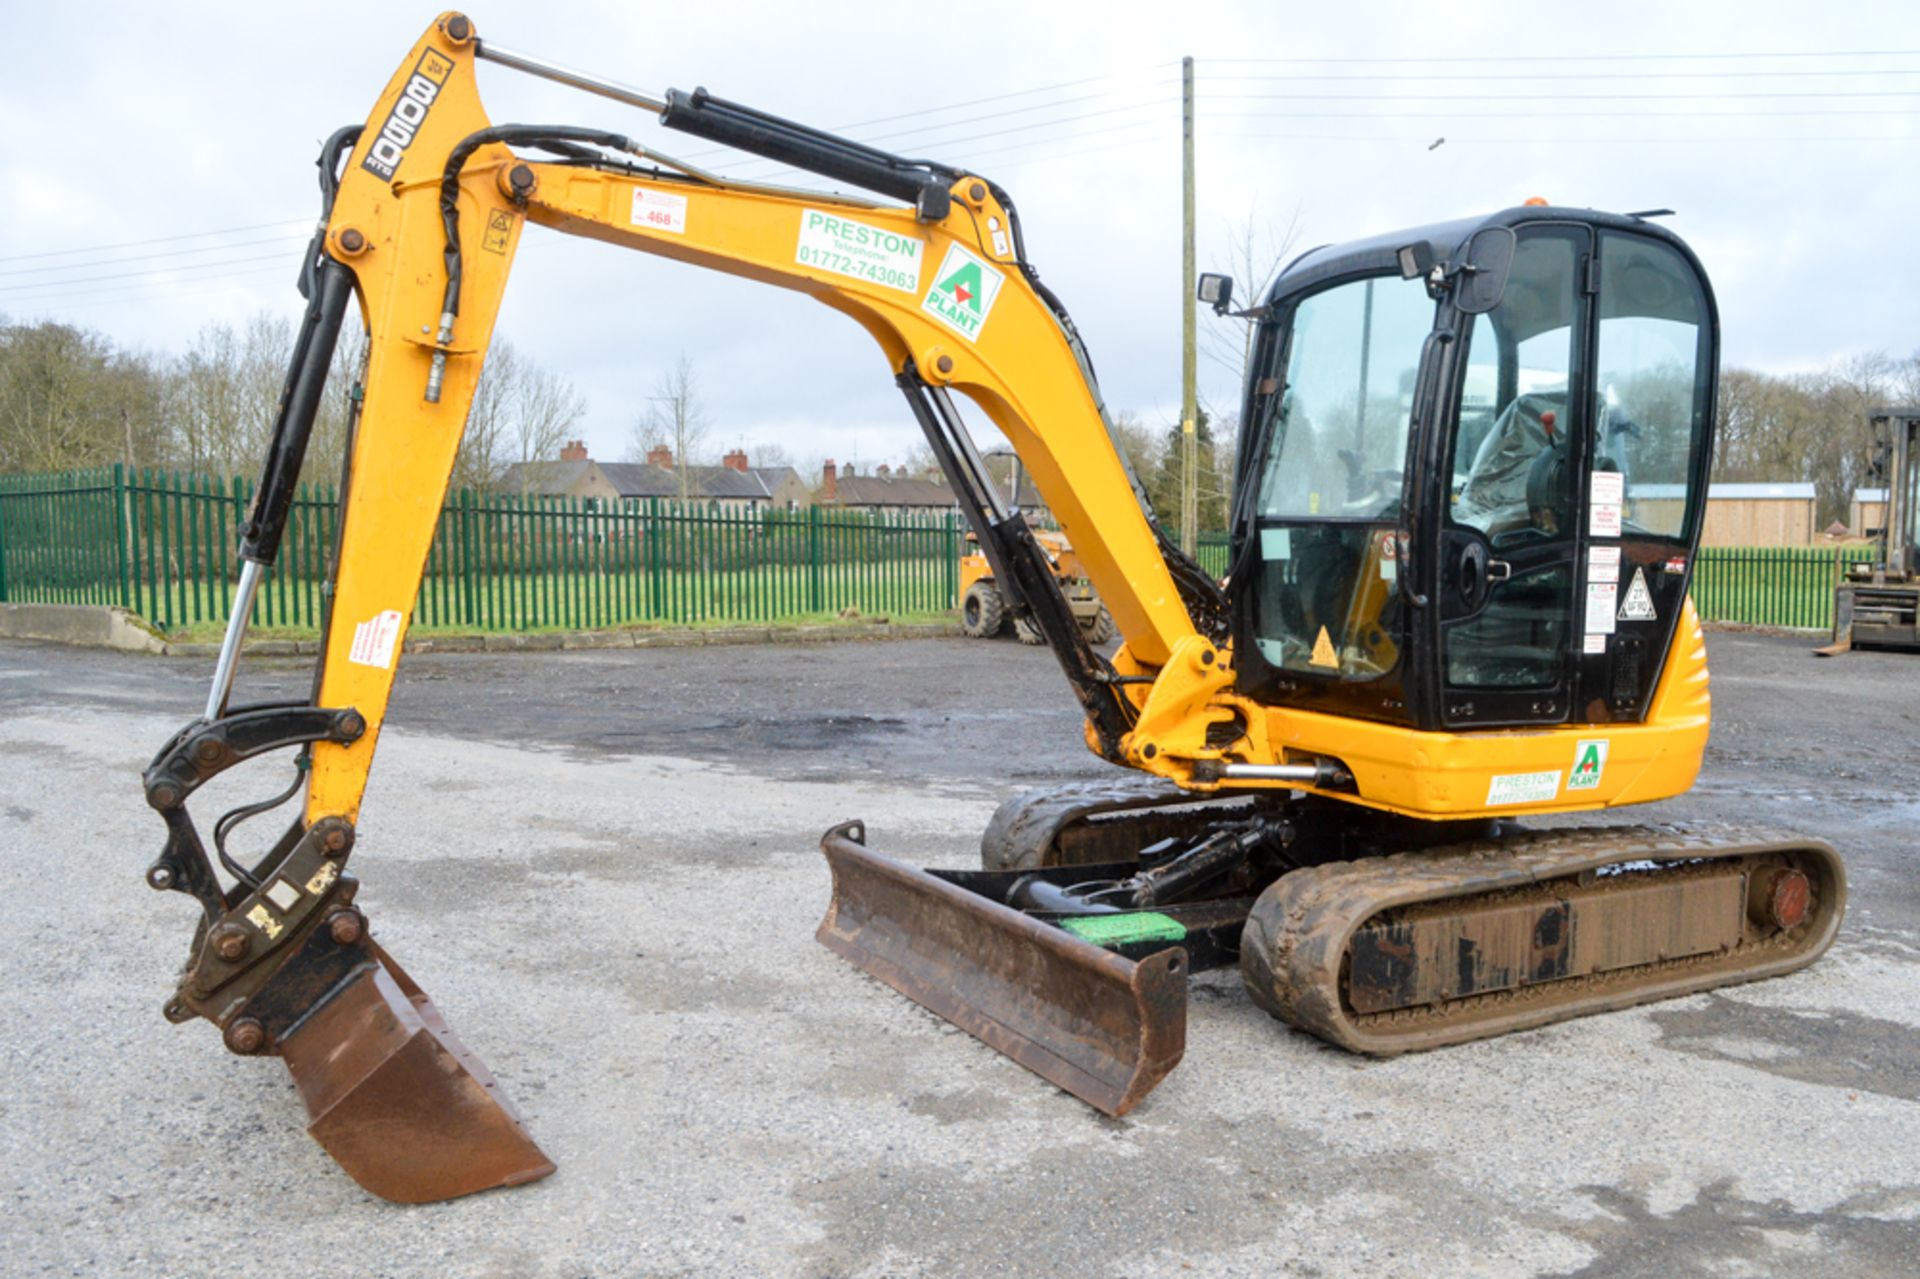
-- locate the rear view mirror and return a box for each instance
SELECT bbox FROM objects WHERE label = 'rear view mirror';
[1454,226,1516,315]
[1197,272,1234,315]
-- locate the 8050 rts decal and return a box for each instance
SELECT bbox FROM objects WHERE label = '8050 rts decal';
[361,49,455,180]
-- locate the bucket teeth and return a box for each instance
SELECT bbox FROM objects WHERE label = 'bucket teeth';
[278,942,554,1203]
[817,823,1186,1116]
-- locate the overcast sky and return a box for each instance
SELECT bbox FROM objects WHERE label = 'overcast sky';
[3,1,1914,474]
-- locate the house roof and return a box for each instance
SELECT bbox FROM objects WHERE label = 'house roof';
[833,474,960,507]
[500,459,594,492]
[750,466,803,491]
[692,465,770,500]
[831,471,1038,510]
[502,458,774,502]
[1855,488,1889,503]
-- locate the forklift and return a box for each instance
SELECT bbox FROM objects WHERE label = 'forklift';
[1824,407,1920,654]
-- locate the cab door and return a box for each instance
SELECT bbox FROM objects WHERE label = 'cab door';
[1434,225,1591,728]
[1572,229,1717,721]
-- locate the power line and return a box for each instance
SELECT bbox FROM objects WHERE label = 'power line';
[0,219,310,265]
[0,232,311,280]
[1219,130,1914,144]
[1203,49,1920,64]
[0,263,295,308]
[1201,89,1920,101]
[1201,68,1920,82]
[1201,107,1920,119]
[0,251,299,296]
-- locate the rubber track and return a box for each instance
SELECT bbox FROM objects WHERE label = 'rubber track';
[1240,822,1845,1055]
[979,776,1250,870]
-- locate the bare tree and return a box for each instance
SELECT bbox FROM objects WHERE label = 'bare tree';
[627,354,710,502]
[1200,201,1304,389]
[455,338,588,492]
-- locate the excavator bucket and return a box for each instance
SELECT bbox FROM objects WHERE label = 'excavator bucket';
[277,941,555,1203]
[816,822,1187,1116]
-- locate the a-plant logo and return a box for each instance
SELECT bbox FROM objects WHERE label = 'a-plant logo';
[920,243,1005,341]
[1568,738,1609,791]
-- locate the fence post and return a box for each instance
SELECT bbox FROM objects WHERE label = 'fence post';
[947,511,962,608]
[808,504,823,614]
[645,497,663,619]
[0,480,9,603]
[110,462,131,606]
[458,488,476,628]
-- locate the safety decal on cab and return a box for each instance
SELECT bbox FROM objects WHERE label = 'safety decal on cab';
[1618,567,1658,621]
[920,243,1005,341]
[1568,739,1609,791]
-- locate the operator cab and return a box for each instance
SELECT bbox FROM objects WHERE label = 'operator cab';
[1223,206,1718,731]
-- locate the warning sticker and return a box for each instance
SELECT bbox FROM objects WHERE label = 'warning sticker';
[920,242,1006,341]
[1583,633,1608,655]
[1378,532,1398,581]
[1260,527,1292,559]
[1618,566,1658,621]
[348,609,404,670]
[1589,470,1624,538]
[304,861,340,896]
[481,209,514,255]
[264,878,302,911]
[631,188,688,235]
[1310,625,1339,669]
[1588,543,1622,583]
[796,209,924,292]
[1568,739,1610,791]
[1487,770,1561,806]
[1585,582,1618,635]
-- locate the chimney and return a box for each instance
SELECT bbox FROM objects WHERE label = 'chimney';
[560,439,588,462]
[647,445,673,468]
[876,463,891,479]
[821,459,837,502]
[722,448,749,473]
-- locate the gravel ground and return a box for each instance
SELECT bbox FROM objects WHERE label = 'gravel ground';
[0,631,1915,1278]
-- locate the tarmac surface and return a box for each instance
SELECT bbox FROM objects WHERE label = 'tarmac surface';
[0,631,1916,1277]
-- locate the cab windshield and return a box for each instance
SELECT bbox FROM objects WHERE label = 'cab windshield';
[1251,273,1433,678]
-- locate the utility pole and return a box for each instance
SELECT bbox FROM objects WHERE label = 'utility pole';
[1179,55,1198,555]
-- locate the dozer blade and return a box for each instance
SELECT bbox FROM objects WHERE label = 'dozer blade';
[278,941,555,1203]
[817,822,1186,1116]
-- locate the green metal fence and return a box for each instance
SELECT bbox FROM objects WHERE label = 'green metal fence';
[0,467,967,633]
[1690,544,1876,630]
[0,468,1877,635]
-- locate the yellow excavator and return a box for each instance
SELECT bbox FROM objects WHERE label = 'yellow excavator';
[960,527,1114,643]
[143,13,1845,1204]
